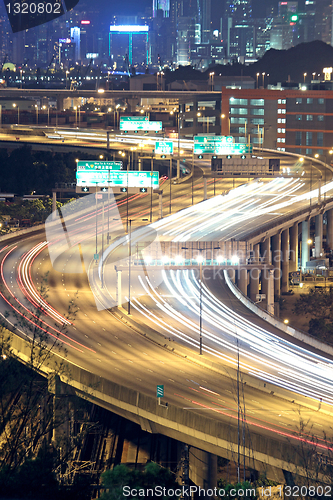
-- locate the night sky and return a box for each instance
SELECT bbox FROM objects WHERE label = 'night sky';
[81,0,280,19]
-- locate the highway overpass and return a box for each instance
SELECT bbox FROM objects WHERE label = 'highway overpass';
[1,148,333,485]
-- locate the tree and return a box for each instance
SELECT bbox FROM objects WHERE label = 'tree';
[0,276,96,499]
[100,463,180,500]
[293,287,333,341]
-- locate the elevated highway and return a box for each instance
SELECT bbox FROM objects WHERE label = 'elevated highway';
[1,149,333,483]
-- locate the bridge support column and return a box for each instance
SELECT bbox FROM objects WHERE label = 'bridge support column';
[301,220,310,271]
[52,191,57,221]
[48,374,71,449]
[289,222,298,272]
[106,131,110,149]
[228,269,236,283]
[189,448,217,489]
[127,98,140,112]
[57,96,64,111]
[138,158,142,171]
[203,177,207,200]
[237,269,247,295]
[272,233,281,300]
[315,214,323,258]
[327,209,333,250]
[261,237,270,266]
[281,228,289,294]
[116,269,122,307]
[260,237,271,312]
[249,243,260,301]
[177,159,180,179]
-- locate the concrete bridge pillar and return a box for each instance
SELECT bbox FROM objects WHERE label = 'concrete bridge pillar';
[189,447,217,489]
[57,96,64,111]
[126,98,140,112]
[261,237,270,265]
[315,214,323,258]
[281,228,289,294]
[271,233,281,299]
[289,222,298,272]
[327,209,333,250]
[237,269,248,295]
[249,243,260,301]
[228,269,236,283]
[260,237,271,311]
[301,220,310,271]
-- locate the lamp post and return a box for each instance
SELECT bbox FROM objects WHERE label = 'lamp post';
[35,104,38,125]
[177,108,182,178]
[74,106,77,127]
[66,70,69,89]
[12,103,19,124]
[262,72,265,88]
[303,72,307,83]
[128,218,132,315]
[256,72,259,88]
[197,253,204,355]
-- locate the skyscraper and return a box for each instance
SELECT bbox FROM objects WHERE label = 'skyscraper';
[223,0,253,61]
[153,0,170,17]
[201,0,211,43]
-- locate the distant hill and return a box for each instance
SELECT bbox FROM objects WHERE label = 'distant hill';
[166,41,333,85]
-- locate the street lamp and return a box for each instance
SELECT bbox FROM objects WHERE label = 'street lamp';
[177,108,182,178]
[35,104,38,125]
[128,219,132,315]
[303,72,307,83]
[74,106,77,127]
[66,70,69,89]
[262,72,265,88]
[196,253,204,355]
[256,72,259,88]
[12,103,19,124]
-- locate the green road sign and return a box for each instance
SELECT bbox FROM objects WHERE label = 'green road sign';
[76,170,159,189]
[120,116,148,122]
[194,136,252,155]
[77,161,123,171]
[94,253,99,260]
[157,385,164,398]
[120,117,162,132]
[155,141,174,155]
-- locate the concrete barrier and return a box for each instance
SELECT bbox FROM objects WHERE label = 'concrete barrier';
[0,224,44,242]
[224,270,333,357]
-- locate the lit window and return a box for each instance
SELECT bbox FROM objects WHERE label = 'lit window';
[306,115,313,121]
[318,115,324,121]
